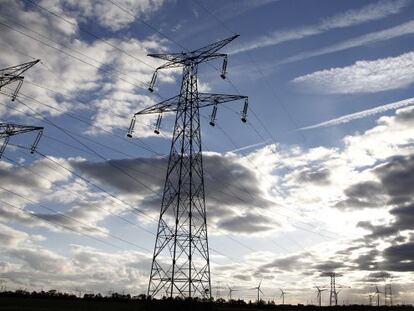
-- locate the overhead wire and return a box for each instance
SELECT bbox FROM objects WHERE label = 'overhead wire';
[0,0,340,260]
[0,185,151,252]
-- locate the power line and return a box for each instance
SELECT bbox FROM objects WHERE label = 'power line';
[2,154,156,237]
[22,0,156,70]
[0,14,155,92]
[0,185,151,252]
[0,199,125,251]
[0,20,154,96]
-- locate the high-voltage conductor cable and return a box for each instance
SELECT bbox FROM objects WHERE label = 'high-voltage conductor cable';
[0,20,159,98]
[0,15,156,91]
[0,185,151,252]
[23,0,155,70]
[192,1,345,240]
[2,154,155,237]
[3,88,161,155]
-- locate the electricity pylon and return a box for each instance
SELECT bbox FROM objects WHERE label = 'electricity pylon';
[0,123,43,159]
[0,60,43,157]
[128,35,248,298]
[0,60,40,101]
[324,272,341,306]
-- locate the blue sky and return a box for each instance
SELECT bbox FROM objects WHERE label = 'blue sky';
[1,0,414,304]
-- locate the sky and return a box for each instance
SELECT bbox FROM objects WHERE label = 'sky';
[0,0,414,305]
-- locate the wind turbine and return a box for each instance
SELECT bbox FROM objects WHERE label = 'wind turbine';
[251,280,263,303]
[280,288,286,305]
[315,286,327,307]
[375,285,382,306]
[228,286,238,301]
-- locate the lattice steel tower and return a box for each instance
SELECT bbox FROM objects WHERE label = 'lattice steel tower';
[0,60,43,158]
[128,35,248,298]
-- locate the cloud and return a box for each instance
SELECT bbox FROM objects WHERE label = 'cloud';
[217,213,276,234]
[231,0,410,54]
[280,20,414,66]
[61,0,166,31]
[292,51,414,94]
[0,0,171,136]
[71,152,276,233]
[299,98,414,131]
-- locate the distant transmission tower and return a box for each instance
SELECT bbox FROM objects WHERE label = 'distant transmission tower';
[325,272,340,306]
[0,60,43,158]
[128,35,248,298]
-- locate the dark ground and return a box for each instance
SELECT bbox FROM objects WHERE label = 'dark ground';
[1,296,414,311]
[1,291,413,311]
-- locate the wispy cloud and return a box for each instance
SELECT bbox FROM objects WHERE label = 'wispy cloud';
[231,0,410,54]
[292,51,414,94]
[227,140,270,153]
[279,20,414,65]
[299,97,414,130]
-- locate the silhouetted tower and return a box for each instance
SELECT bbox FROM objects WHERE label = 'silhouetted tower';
[325,272,338,306]
[0,60,43,157]
[0,123,43,158]
[369,294,373,306]
[384,284,393,306]
[128,35,248,298]
[0,60,39,101]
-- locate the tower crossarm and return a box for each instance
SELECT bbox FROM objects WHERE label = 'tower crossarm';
[0,60,40,87]
[133,95,181,115]
[0,123,44,158]
[148,35,238,68]
[0,123,43,138]
[132,93,247,115]
[198,93,247,108]
[0,60,40,101]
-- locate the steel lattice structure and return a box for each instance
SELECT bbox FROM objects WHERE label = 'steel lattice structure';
[0,123,43,158]
[128,35,248,298]
[0,60,43,158]
[0,60,39,101]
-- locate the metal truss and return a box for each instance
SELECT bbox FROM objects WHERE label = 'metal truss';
[128,35,248,299]
[0,60,39,101]
[0,123,43,159]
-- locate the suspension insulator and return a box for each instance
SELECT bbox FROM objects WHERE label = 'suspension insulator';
[209,103,218,126]
[127,117,136,138]
[220,57,228,79]
[11,78,23,101]
[148,70,158,92]
[30,130,43,154]
[154,113,162,134]
[241,98,248,123]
